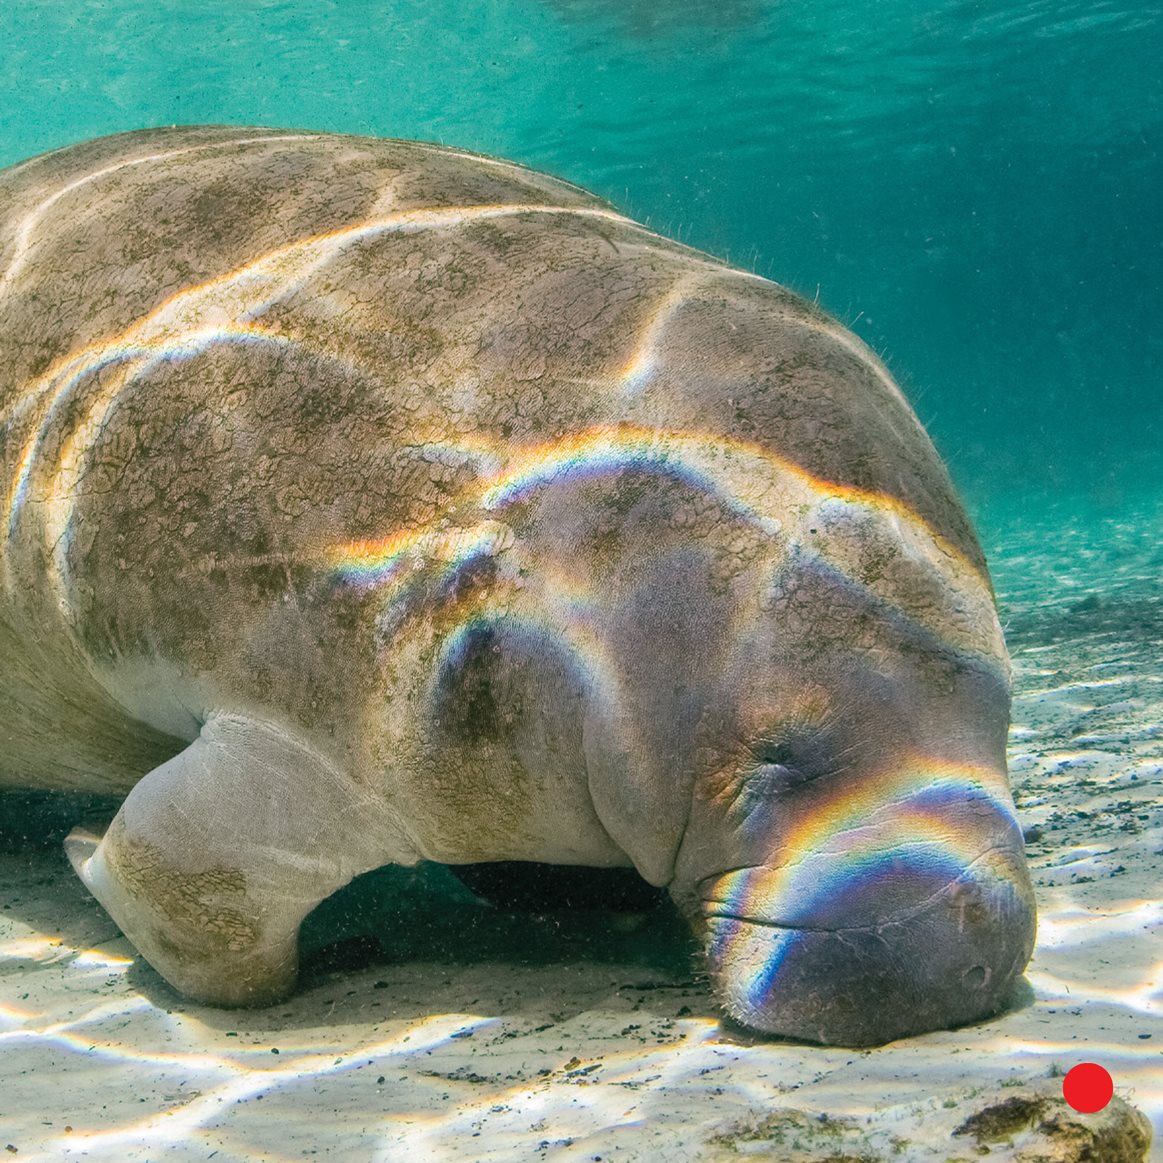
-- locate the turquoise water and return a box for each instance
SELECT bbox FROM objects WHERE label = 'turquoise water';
[2,0,1159,513]
[2,8,1162,1156]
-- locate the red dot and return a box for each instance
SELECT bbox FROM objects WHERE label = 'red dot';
[1062,1062,1114,1113]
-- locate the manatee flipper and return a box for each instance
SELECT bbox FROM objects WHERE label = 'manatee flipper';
[65,714,389,1006]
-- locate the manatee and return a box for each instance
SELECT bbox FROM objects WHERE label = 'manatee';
[0,127,1035,1046]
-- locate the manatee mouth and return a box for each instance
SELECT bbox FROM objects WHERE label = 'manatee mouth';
[701,860,1036,1047]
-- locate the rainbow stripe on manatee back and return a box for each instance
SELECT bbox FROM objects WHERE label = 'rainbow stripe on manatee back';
[325,424,998,661]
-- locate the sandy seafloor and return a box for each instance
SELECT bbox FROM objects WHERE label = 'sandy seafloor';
[0,492,1159,1162]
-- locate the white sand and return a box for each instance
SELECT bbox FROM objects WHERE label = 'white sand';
[1,493,1159,1161]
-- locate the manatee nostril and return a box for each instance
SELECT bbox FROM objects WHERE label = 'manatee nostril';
[961,964,990,991]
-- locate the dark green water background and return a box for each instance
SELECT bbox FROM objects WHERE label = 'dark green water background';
[2,0,1160,520]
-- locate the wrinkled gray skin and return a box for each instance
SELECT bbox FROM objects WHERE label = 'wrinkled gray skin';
[0,128,1035,1046]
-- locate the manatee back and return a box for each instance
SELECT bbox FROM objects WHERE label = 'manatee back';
[1,126,982,563]
[0,128,993,787]
[0,126,608,407]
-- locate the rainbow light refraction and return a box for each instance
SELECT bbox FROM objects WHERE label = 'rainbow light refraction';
[331,521,514,589]
[323,424,999,665]
[4,198,637,574]
[703,755,1025,1012]
[325,424,983,578]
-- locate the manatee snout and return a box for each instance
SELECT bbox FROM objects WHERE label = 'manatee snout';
[700,820,1036,1046]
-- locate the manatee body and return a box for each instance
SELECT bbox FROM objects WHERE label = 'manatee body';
[0,127,1035,1046]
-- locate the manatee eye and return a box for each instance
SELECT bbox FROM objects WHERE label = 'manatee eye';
[751,740,798,768]
[745,732,829,791]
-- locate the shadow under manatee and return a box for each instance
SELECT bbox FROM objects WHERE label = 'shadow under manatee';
[297,859,694,982]
[0,789,124,854]
[0,790,707,1031]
